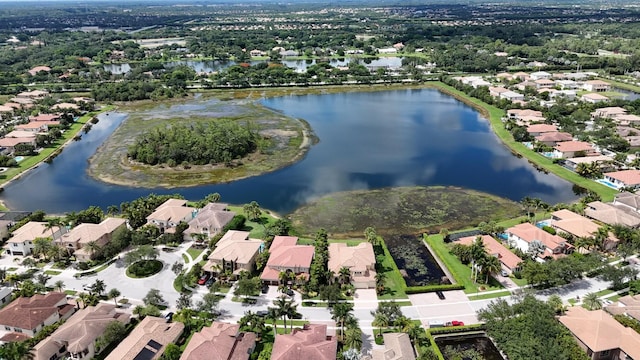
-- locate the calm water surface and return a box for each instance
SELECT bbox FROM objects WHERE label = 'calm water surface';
[1,89,578,214]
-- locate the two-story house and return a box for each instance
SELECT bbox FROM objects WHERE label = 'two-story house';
[328,242,376,289]
[58,218,127,261]
[260,236,314,285]
[5,221,67,256]
[505,223,573,261]
[203,230,264,276]
[0,292,75,337]
[184,203,235,241]
[146,199,196,233]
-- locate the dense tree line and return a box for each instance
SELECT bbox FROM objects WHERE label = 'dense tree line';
[479,295,589,360]
[127,120,260,166]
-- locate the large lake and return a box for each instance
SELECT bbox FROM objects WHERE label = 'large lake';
[1,89,578,214]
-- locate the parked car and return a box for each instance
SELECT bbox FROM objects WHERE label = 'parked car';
[435,291,445,300]
[256,310,268,317]
[285,288,294,296]
[205,278,214,287]
[261,284,269,294]
[164,312,174,322]
[197,274,210,285]
[500,270,508,277]
[447,320,464,327]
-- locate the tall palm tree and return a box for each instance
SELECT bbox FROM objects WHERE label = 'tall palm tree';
[273,295,294,332]
[371,312,389,337]
[0,341,34,360]
[267,307,280,336]
[84,241,101,260]
[393,315,411,332]
[43,218,64,246]
[583,292,602,310]
[364,227,377,246]
[330,302,354,339]
[108,288,121,307]
[338,267,351,286]
[482,256,502,284]
[470,237,486,282]
[5,274,21,288]
[54,280,65,292]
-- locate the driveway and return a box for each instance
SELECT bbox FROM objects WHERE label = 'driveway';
[408,290,479,326]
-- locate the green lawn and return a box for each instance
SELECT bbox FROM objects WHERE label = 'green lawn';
[227,205,280,238]
[608,291,629,302]
[377,237,408,300]
[44,270,62,275]
[467,290,512,300]
[511,277,528,287]
[599,78,640,93]
[430,82,618,202]
[182,254,189,263]
[64,290,77,295]
[425,234,503,294]
[186,247,203,260]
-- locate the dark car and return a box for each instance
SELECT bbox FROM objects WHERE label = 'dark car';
[197,274,210,285]
[436,291,446,300]
[261,284,269,294]
[205,278,214,287]
[256,310,268,317]
[285,288,294,296]
[164,312,174,322]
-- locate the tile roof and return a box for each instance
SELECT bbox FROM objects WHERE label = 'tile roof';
[0,137,34,147]
[551,210,614,240]
[559,307,640,359]
[105,316,184,360]
[585,201,640,227]
[207,230,263,266]
[180,322,256,360]
[458,235,523,270]
[0,292,67,331]
[186,204,235,236]
[34,303,130,360]
[372,333,416,360]
[328,242,375,274]
[535,132,573,142]
[614,192,640,211]
[271,324,337,360]
[506,223,567,251]
[29,114,61,122]
[527,124,557,134]
[8,221,61,244]
[582,93,609,100]
[147,199,195,224]
[554,141,594,153]
[261,236,315,281]
[59,217,126,247]
[605,170,640,186]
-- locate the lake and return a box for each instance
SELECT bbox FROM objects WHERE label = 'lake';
[0,88,578,214]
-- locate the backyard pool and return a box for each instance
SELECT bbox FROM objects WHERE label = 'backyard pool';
[14,156,24,162]
[597,179,620,190]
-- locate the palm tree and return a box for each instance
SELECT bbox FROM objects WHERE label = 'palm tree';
[343,327,363,351]
[375,272,386,293]
[89,279,106,296]
[371,312,389,337]
[106,205,120,216]
[267,307,280,336]
[364,227,377,246]
[84,241,101,260]
[0,341,34,360]
[393,315,411,332]
[273,295,294,333]
[594,226,610,252]
[470,237,486,282]
[583,292,602,310]
[482,256,502,284]
[108,288,121,307]
[330,302,354,339]
[33,237,52,261]
[54,280,65,292]
[406,323,423,354]
[547,294,565,315]
[6,274,21,288]
[43,218,64,246]
[338,267,351,286]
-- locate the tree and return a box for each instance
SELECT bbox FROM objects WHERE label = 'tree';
[273,295,295,332]
[330,302,354,339]
[83,241,101,260]
[583,292,602,310]
[343,327,363,351]
[482,255,502,283]
[143,288,165,306]
[161,343,182,360]
[89,279,106,296]
[469,237,487,282]
[176,292,193,310]
[318,283,342,306]
[364,226,377,246]
[171,261,184,275]
[43,218,63,246]
[33,237,53,261]
[235,277,260,299]
[108,288,121,307]
[0,341,34,360]
[239,311,266,337]
[266,306,280,336]
[527,240,546,259]
[338,267,351,285]
[54,280,65,292]
[196,293,221,320]
[243,201,262,222]
[371,311,389,337]
[547,294,565,315]
[96,320,126,353]
[124,245,160,266]
[35,273,50,288]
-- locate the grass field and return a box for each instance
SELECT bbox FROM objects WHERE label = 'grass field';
[377,237,408,299]
[227,205,280,238]
[467,290,512,300]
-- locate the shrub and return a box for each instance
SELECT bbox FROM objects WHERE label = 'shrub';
[542,226,556,235]
[405,284,465,294]
[77,262,90,270]
[127,260,163,278]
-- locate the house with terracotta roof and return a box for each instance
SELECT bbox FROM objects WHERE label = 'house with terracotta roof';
[105,316,184,360]
[58,218,127,261]
[507,109,543,119]
[505,223,573,261]
[513,72,529,80]
[184,203,235,241]
[559,307,640,360]
[613,114,640,126]
[203,230,264,275]
[261,236,314,285]
[14,122,48,133]
[458,235,523,273]
[530,71,552,80]
[27,66,51,76]
[550,210,618,251]
[582,80,611,92]
[564,155,614,172]
[604,170,640,190]
[605,294,640,323]
[553,141,596,159]
[180,322,256,360]
[16,90,49,99]
[33,303,130,360]
[526,124,557,136]
[591,107,627,119]
[51,102,79,111]
[0,292,75,337]
[0,105,14,114]
[271,324,337,360]
[29,114,61,122]
[613,192,640,213]
[488,87,509,97]
[534,132,573,146]
[0,137,36,155]
[5,221,67,256]
[534,78,555,89]
[146,199,196,233]
[372,333,416,360]
[581,93,609,104]
[328,242,376,289]
[585,201,640,228]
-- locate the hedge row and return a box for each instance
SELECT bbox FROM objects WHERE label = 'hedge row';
[445,229,483,243]
[428,324,486,336]
[405,284,465,294]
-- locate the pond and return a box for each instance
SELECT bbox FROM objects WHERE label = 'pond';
[384,234,445,286]
[612,87,640,101]
[0,88,579,214]
[435,333,504,360]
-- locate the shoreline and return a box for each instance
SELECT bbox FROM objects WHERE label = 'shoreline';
[0,107,113,210]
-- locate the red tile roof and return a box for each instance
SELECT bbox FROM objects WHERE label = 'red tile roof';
[457,235,523,270]
[605,170,640,186]
[271,324,337,360]
[0,292,67,332]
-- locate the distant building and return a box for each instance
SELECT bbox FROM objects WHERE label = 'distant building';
[0,292,75,337]
[146,199,196,233]
[604,170,640,190]
[180,322,256,360]
[271,324,337,360]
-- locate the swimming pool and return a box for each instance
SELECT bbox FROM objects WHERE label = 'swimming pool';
[536,220,552,228]
[597,179,620,189]
[14,156,24,162]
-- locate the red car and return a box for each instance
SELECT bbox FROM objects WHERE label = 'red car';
[197,274,210,285]
[451,320,465,326]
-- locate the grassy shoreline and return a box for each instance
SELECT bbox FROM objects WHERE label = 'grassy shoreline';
[0,106,113,190]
